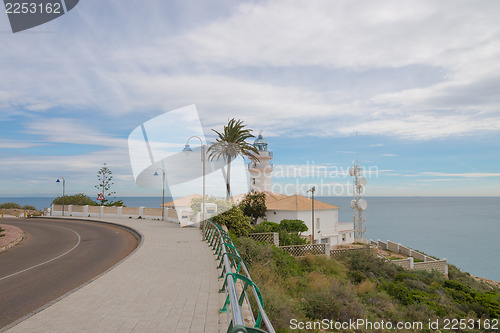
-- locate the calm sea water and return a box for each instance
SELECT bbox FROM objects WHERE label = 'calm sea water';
[1,196,499,281]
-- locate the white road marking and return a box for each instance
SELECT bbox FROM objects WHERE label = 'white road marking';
[0,226,82,281]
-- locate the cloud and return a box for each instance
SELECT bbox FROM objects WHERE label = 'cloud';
[0,139,45,149]
[0,0,498,142]
[421,172,500,178]
[381,154,397,157]
[24,119,128,147]
[416,179,465,182]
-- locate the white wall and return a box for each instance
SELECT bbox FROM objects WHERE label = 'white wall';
[264,209,342,243]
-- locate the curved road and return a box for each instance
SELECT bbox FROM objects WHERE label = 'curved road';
[0,218,138,330]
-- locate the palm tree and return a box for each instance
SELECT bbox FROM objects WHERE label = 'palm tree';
[207,118,259,201]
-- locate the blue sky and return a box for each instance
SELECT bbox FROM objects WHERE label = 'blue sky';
[0,0,499,198]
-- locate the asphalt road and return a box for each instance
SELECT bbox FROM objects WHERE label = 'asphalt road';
[0,218,138,330]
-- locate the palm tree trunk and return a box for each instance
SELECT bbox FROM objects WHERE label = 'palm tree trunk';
[226,155,232,201]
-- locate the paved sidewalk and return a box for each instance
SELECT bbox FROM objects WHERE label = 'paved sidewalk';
[5,217,226,333]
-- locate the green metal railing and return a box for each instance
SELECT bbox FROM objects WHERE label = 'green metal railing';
[202,219,275,333]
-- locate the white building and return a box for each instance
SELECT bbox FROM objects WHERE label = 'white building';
[261,192,354,246]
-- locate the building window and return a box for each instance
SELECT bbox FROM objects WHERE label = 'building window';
[342,235,346,242]
[252,178,256,185]
[321,237,329,244]
[316,217,320,230]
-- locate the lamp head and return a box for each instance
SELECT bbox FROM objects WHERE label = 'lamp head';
[56,179,60,183]
[182,144,192,156]
[154,171,159,176]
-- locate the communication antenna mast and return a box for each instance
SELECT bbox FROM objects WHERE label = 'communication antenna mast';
[350,133,367,240]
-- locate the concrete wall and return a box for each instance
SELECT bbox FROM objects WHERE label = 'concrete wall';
[387,240,399,253]
[399,244,412,257]
[392,258,412,269]
[414,259,448,275]
[369,238,447,276]
[378,240,388,250]
[51,205,167,220]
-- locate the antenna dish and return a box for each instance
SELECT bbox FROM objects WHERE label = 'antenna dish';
[358,199,367,210]
[358,177,366,186]
[350,199,357,209]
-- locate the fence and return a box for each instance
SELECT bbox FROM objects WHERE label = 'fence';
[51,205,167,220]
[202,219,275,333]
[370,238,448,276]
[371,239,437,263]
[391,257,448,275]
[279,244,326,257]
[248,233,279,246]
[330,247,371,258]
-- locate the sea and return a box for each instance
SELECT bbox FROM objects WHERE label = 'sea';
[1,196,499,281]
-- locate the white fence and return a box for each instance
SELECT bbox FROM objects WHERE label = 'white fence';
[51,204,171,221]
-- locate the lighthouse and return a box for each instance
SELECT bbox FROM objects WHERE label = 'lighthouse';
[248,133,273,192]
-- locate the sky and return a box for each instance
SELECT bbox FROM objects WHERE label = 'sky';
[0,0,499,198]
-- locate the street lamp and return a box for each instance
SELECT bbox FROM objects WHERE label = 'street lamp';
[56,177,65,216]
[154,168,166,221]
[183,136,206,224]
[307,186,316,244]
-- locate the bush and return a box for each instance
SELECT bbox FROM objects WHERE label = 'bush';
[251,219,308,246]
[278,230,307,246]
[52,193,98,206]
[0,202,21,209]
[212,206,253,237]
[303,280,366,322]
[252,221,280,233]
[22,205,37,210]
[279,219,308,233]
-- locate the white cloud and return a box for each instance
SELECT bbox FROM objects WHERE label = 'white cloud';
[24,119,127,148]
[0,139,45,149]
[421,172,500,178]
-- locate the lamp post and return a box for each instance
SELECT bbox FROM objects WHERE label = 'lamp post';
[307,186,316,244]
[183,136,206,223]
[56,177,65,216]
[154,168,166,221]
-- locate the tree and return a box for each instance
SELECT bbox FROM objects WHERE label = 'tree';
[95,164,123,206]
[279,219,308,233]
[239,191,267,224]
[52,193,97,206]
[190,196,233,215]
[211,206,253,237]
[278,219,308,246]
[207,118,259,201]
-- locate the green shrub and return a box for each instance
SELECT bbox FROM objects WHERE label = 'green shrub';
[212,206,252,237]
[278,230,307,246]
[303,280,366,322]
[252,221,280,233]
[52,193,98,206]
[22,205,37,210]
[0,202,21,209]
[279,219,308,233]
[339,249,401,282]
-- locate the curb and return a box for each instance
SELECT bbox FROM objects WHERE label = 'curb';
[0,229,26,254]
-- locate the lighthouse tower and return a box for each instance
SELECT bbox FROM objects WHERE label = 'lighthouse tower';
[249,133,273,192]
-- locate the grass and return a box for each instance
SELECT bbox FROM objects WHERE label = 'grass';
[235,236,500,333]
